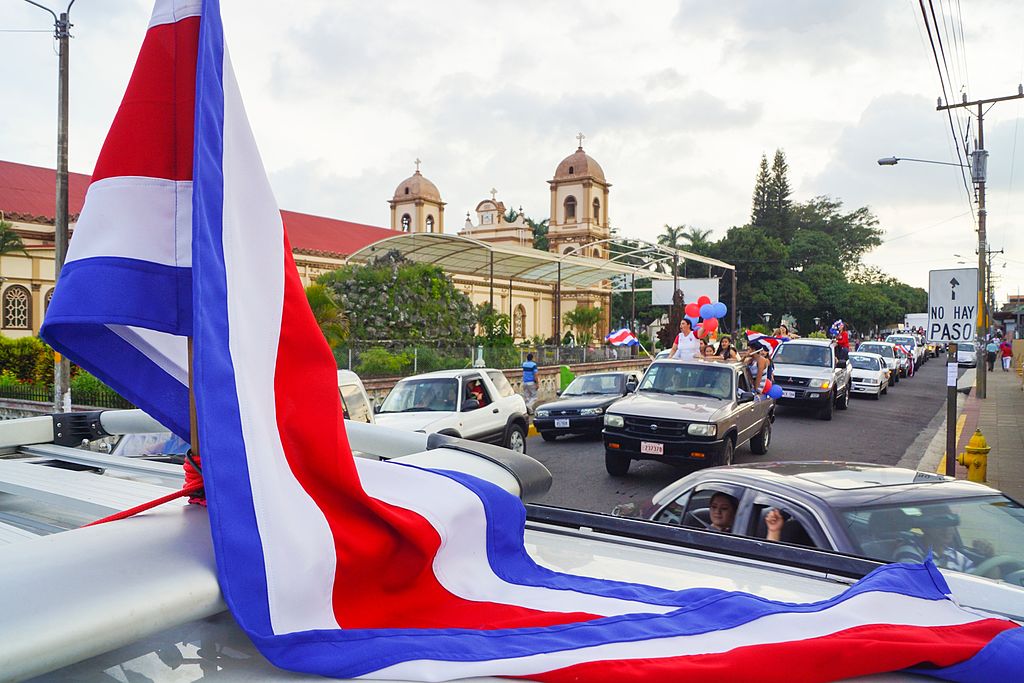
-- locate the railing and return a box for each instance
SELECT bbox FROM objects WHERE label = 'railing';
[0,384,133,409]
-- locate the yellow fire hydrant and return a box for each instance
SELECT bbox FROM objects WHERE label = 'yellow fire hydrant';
[957,429,990,483]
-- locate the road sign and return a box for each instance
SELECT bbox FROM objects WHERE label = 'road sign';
[927,268,978,342]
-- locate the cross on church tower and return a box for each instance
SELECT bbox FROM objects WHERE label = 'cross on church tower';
[576,132,585,149]
[414,158,421,172]
[490,187,498,201]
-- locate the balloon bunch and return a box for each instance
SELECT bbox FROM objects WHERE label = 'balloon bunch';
[683,296,728,339]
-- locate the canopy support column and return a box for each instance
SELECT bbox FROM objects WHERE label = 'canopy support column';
[554,261,562,344]
[731,269,738,335]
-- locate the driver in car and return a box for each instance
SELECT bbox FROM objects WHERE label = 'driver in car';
[892,506,993,572]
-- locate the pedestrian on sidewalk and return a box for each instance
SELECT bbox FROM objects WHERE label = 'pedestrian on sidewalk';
[521,353,539,413]
[986,338,999,371]
[1000,338,1013,371]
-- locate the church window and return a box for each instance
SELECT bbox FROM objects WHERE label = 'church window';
[562,246,574,255]
[592,248,600,258]
[401,214,411,232]
[513,305,526,338]
[404,187,410,195]
[45,288,54,312]
[2,285,31,329]
[568,166,574,175]
[564,195,576,220]
[593,198,600,220]
[426,215,435,233]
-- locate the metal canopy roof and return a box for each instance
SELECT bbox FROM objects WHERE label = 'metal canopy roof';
[345,233,675,287]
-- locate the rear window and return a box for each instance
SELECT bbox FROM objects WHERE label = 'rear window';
[340,384,373,423]
[486,371,515,398]
[859,344,893,358]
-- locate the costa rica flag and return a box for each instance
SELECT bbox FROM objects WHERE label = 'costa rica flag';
[40,1,1024,680]
[605,328,640,346]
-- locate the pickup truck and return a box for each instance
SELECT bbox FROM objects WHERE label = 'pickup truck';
[602,359,774,474]
[771,338,853,421]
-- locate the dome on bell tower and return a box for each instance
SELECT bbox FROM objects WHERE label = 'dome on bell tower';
[388,160,446,234]
[553,145,606,183]
[392,168,442,203]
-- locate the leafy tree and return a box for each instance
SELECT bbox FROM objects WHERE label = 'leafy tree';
[657,224,684,253]
[305,283,350,349]
[790,197,882,271]
[680,226,714,255]
[0,217,27,256]
[317,251,476,343]
[503,207,520,223]
[562,306,603,346]
[526,216,549,251]
[475,303,512,345]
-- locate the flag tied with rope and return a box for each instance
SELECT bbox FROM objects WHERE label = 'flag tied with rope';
[605,328,639,346]
[41,1,1024,680]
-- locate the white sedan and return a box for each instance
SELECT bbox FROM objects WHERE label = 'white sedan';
[957,341,978,367]
[847,352,888,399]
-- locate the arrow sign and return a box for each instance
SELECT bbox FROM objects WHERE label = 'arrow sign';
[950,277,960,300]
[928,268,977,343]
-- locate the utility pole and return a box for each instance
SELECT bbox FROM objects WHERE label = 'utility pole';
[24,1,76,412]
[938,87,1024,399]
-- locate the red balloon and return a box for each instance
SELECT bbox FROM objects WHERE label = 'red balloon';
[695,325,709,338]
[703,317,719,333]
[697,295,712,306]
[685,303,699,317]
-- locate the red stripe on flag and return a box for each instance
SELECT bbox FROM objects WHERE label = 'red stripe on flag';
[531,619,1017,683]
[272,232,598,630]
[92,17,199,183]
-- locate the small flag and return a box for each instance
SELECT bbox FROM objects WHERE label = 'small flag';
[605,328,639,346]
[745,330,784,356]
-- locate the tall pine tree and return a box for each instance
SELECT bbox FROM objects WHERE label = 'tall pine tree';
[750,154,771,228]
[768,148,793,241]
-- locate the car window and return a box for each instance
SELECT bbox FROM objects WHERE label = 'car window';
[379,378,458,413]
[886,336,915,348]
[677,485,746,532]
[859,344,894,358]
[774,343,832,367]
[463,376,492,409]
[747,494,824,549]
[562,374,623,396]
[486,371,515,398]
[639,364,732,400]
[848,355,880,371]
[340,384,373,423]
[736,370,751,393]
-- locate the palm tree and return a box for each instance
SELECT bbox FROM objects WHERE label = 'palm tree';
[526,217,549,251]
[657,224,684,251]
[305,284,350,349]
[0,217,28,256]
[680,226,714,255]
[562,306,603,346]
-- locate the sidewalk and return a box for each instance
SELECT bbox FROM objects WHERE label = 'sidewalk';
[968,366,1024,502]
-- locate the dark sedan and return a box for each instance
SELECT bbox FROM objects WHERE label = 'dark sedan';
[613,462,1024,584]
[533,372,640,441]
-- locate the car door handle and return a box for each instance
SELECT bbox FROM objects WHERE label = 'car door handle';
[492,408,499,414]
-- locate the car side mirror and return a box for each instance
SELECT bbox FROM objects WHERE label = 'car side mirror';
[461,398,481,412]
[836,360,847,369]
[555,390,561,397]
[373,404,381,414]
[737,390,756,404]
[625,381,638,393]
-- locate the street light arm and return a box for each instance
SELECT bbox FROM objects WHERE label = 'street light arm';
[22,0,57,22]
[877,156,968,168]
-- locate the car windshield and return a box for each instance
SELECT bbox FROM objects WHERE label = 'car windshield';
[839,496,1024,576]
[562,374,623,396]
[849,355,880,371]
[638,363,732,399]
[960,343,976,352]
[380,378,459,413]
[859,344,894,358]
[773,343,832,367]
[887,336,915,348]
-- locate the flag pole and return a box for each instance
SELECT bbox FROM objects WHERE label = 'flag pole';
[188,338,199,457]
[636,340,654,361]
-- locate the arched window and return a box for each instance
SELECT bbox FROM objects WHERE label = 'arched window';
[564,195,576,220]
[593,197,600,220]
[562,246,574,255]
[592,248,600,258]
[404,187,410,195]
[426,215,435,233]
[568,165,574,175]
[513,305,526,338]
[401,214,411,232]
[44,288,54,312]
[2,285,31,329]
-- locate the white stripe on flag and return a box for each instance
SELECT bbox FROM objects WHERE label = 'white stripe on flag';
[149,0,201,29]
[66,177,193,268]
[219,49,338,633]
[371,591,980,681]
[107,325,189,386]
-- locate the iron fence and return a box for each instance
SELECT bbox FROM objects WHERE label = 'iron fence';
[0,384,133,409]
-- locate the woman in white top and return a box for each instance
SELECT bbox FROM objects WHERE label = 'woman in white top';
[670,319,701,360]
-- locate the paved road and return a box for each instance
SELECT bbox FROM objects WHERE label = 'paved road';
[527,357,960,515]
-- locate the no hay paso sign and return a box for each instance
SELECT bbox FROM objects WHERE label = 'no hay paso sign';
[927,267,979,342]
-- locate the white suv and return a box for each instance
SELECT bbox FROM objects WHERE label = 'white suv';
[375,369,530,452]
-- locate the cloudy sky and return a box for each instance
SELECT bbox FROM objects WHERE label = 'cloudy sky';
[5,0,1024,301]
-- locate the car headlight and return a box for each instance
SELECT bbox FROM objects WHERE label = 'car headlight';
[808,379,831,389]
[865,378,880,385]
[535,409,550,418]
[687,423,717,437]
[604,414,624,428]
[580,407,604,416]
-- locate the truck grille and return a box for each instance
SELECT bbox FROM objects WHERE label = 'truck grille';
[547,408,580,416]
[622,416,689,439]
[774,375,809,386]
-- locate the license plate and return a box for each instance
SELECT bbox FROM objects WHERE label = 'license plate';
[781,390,796,399]
[554,419,570,428]
[640,441,664,455]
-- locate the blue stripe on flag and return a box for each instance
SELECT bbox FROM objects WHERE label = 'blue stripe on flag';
[190,0,273,636]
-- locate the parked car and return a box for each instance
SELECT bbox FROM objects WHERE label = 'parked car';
[958,341,978,367]
[602,359,774,476]
[855,341,901,385]
[534,371,640,441]
[771,338,852,421]
[886,334,924,369]
[847,352,889,399]
[614,461,1024,584]
[374,369,529,452]
[337,369,375,424]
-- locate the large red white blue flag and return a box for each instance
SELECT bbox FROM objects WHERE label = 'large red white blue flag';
[605,328,639,346]
[41,1,1023,680]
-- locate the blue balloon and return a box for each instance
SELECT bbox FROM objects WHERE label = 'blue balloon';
[767,384,784,400]
[712,302,728,318]
[699,303,715,319]
[685,315,699,325]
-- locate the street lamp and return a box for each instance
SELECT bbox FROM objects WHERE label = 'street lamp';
[876,156,969,169]
[813,316,821,329]
[761,312,772,326]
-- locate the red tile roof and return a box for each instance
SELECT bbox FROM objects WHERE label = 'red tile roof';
[0,159,395,257]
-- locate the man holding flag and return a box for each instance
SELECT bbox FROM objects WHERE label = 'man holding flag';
[38,1,1023,680]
